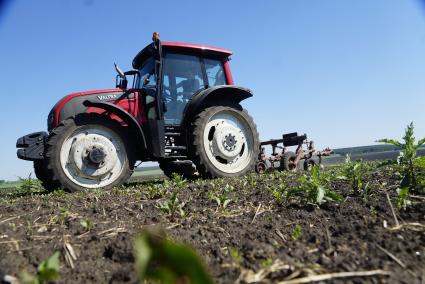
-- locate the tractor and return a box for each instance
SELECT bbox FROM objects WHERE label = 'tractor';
[16,32,260,192]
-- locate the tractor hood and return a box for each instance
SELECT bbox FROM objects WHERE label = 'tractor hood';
[48,88,127,131]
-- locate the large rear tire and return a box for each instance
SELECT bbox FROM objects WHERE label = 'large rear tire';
[189,105,259,178]
[45,114,134,192]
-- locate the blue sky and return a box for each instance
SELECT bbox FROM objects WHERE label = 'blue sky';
[0,0,424,180]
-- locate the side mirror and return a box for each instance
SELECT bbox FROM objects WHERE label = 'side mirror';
[116,75,128,89]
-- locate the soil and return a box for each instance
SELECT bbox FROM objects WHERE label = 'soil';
[0,165,424,284]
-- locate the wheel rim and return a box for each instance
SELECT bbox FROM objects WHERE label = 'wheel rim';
[203,109,254,174]
[59,125,126,188]
[288,158,297,171]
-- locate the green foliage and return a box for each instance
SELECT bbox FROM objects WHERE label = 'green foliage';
[21,251,60,284]
[18,173,41,192]
[158,192,186,218]
[260,258,273,269]
[269,183,287,202]
[396,187,411,210]
[228,247,242,265]
[80,218,94,231]
[288,165,342,205]
[291,225,303,240]
[209,183,233,212]
[134,231,214,284]
[340,157,370,194]
[377,122,425,207]
[170,173,187,188]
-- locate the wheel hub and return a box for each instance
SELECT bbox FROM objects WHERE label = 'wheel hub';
[88,147,106,164]
[223,134,237,150]
[212,122,245,160]
[68,134,120,179]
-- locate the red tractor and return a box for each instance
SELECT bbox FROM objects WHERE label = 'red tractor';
[16,33,260,192]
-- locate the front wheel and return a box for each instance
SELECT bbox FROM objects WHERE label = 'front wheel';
[189,105,259,178]
[45,114,134,192]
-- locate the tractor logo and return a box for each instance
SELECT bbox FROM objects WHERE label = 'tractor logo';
[97,94,117,100]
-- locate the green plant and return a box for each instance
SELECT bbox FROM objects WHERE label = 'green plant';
[49,207,71,225]
[158,192,186,218]
[18,173,41,192]
[341,157,370,195]
[260,258,273,269]
[134,231,213,284]
[228,247,242,265]
[291,225,303,240]
[80,218,94,231]
[212,194,232,212]
[288,165,342,205]
[170,173,187,188]
[21,251,60,284]
[209,183,233,212]
[377,122,425,207]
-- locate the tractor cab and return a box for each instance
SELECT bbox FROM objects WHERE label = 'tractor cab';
[132,36,233,125]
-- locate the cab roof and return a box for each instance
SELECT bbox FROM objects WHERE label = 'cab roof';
[132,41,232,69]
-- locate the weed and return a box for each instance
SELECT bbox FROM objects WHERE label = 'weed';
[291,225,303,240]
[212,194,232,212]
[158,192,186,218]
[145,183,166,199]
[80,219,94,231]
[209,183,233,212]
[21,251,60,284]
[50,207,71,225]
[229,247,242,265]
[377,122,425,207]
[260,258,273,269]
[18,173,41,192]
[170,173,187,188]
[288,166,342,205]
[134,231,213,284]
[269,183,287,202]
[341,157,370,196]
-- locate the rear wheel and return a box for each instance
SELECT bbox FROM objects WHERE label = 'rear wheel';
[45,114,134,192]
[190,105,259,178]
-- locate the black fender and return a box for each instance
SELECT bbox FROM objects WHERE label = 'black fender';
[82,100,147,151]
[182,85,253,127]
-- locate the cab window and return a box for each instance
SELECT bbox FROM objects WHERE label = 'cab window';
[138,57,156,88]
[162,53,205,124]
[204,58,226,86]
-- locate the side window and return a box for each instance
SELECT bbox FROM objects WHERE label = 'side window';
[204,58,226,86]
[162,53,205,124]
[138,58,156,88]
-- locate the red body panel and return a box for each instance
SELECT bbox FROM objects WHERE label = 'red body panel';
[223,60,234,85]
[54,88,146,127]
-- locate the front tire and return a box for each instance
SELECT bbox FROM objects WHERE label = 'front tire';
[33,160,57,191]
[45,114,134,192]
[189,105,259,178]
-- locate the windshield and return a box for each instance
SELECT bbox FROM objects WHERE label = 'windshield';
[137,57,156,88]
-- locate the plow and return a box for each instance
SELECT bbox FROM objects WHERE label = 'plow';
[256,132,333,174]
